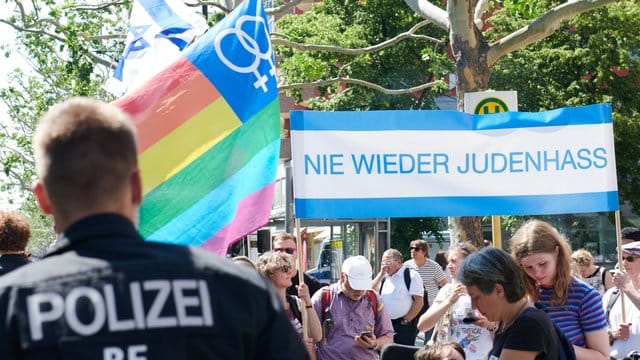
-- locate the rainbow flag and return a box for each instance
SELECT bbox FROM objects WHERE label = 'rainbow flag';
[114,0,280,254]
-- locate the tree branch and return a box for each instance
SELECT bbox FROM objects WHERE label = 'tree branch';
[62,1,128,11]
[1,10,116,68]
[474,0,488,29]
[487,0,617,66]
[272,20,441,55]
[278,77,443,95]
[186,1,232,14]
[402,0,449,31]
[0,19,67,43]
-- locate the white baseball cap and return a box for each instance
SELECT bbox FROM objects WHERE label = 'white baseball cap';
[622,241,640,256]
[342,256,373,290]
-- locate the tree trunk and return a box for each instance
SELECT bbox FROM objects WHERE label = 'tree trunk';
[447,0,491,249]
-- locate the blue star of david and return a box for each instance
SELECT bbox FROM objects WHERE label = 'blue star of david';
[128,25,151,52]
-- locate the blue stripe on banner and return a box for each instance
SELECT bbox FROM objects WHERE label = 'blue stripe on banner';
[184,0,277,123]
[147,139,280,246]
[294,191,619,218]
[290,104,612,131]
[140,0,192,33]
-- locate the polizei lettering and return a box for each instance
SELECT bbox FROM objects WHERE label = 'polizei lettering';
[27,279,214,341]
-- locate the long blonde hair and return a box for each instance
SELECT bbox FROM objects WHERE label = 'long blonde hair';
[510,219,573,304]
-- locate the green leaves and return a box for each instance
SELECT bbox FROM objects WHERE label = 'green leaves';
[275,0,447,110]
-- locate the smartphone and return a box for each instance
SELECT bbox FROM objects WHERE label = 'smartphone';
[462,316,479,324]
[360,330,374,338]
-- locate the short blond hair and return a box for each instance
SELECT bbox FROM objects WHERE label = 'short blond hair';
[571,249,594,267]
[33,98,138,215]
[256,251,292,278]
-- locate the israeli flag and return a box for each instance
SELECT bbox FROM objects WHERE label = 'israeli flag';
[106,0,208,96]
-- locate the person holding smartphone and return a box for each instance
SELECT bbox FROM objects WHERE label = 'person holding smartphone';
[311,256,394,360]
[417,243,494,360]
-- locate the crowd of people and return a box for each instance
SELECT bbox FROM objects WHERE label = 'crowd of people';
[1,97,640,359]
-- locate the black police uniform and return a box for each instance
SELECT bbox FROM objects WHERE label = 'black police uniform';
[0,214,308,359]
[287,272,326,297]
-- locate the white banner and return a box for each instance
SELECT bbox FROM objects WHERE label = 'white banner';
[290,104,618,219]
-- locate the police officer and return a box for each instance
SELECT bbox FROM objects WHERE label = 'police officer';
[0,98,308,359]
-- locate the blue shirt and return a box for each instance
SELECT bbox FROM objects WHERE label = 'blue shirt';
[536,276,607,346]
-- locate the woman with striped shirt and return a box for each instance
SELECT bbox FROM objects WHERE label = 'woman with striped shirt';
[510,219,609,360]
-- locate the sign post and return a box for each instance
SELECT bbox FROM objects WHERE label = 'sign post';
[464,91,518,249]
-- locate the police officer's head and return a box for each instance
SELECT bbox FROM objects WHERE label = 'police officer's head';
[32,97,141,230]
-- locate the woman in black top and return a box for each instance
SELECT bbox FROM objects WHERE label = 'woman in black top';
[457,248,575,360]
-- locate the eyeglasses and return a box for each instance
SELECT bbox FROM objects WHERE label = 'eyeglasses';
[280,264,292,273]
[622,256,639,263]
[274,247,295,255]
[409,247,423,251]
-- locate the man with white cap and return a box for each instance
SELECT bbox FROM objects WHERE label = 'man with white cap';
[603,241,640,358]
[311,255,394,360]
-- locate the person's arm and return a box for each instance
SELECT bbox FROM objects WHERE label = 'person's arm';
[404,295,423,322]
[297,284,323,342]
[373,334,393,350]
[303,338,317,360]
[355,333,393,351]
[499,349,539,360]
[404,269,424,322]
[372,265,388,292]
[573,329,609,360]
[416,283,465,332]
[613,271,640,309]
[609,322,631,343]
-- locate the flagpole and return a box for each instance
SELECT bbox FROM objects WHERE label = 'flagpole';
[615,210,626,322]
[295,218,309,341]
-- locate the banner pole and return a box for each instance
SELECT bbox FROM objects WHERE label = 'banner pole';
[491,216,502,249]
[295,218,309,341]
[615,210,626,322]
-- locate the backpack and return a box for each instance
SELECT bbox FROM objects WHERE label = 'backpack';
[605,288,621,326]
[321,287,378,322]
[380,267,411,292]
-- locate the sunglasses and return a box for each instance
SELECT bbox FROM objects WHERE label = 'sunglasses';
[409,247,423,251]
[274,247,295,255]
[622,256,639,263]
[280,264,292,273]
